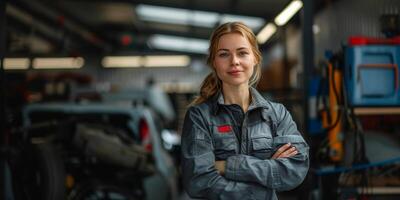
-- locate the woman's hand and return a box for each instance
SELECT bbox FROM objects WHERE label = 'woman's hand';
[215,161,226,175]
[271,143,298,159]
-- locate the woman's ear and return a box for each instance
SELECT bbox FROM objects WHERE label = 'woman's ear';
[252,55,258,66]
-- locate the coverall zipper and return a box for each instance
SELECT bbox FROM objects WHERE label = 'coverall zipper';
[241,113,248,154]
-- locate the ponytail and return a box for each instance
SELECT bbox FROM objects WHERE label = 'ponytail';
[190,72,221,105]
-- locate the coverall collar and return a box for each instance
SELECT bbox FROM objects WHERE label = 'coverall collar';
[211,87,270,115]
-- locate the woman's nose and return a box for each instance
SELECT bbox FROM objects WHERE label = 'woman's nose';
[231,55,240,66]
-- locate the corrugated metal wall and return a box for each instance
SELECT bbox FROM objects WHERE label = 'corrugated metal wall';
[314,0,400,60]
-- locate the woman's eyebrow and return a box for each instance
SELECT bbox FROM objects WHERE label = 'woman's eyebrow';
[236,47,249,51]
[217,47,249,52]
[217,48,229,52]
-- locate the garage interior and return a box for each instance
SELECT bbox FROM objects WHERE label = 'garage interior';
[1,0,400,199]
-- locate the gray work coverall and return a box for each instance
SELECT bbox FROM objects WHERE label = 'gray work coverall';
[181,88,309,200]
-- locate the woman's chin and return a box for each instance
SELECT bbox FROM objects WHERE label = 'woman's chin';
[223,81,249,88]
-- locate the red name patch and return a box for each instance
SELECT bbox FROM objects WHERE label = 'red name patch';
[217,125,232,133]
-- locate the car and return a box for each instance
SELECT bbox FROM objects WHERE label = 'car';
[9,102,178,200]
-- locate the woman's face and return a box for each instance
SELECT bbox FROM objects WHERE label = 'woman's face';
[213,33,256,88]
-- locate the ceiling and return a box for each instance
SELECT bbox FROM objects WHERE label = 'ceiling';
[5,0,305,57]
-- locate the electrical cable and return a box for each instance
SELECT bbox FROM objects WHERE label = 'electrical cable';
[338,50,370,197]
[321,52,367,196]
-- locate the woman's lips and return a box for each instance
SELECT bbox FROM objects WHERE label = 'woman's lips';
[228,70,242,76]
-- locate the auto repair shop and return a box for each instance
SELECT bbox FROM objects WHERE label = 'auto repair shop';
[1,0,400,200]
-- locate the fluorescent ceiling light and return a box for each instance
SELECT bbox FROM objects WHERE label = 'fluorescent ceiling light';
[136,4,219,28]
[102,56,142,68]
[149,34,209,54]
[143,55,190,67]
[220,14,265,30]
[33,57,84,69]
[101,55,190,68]
[136,4,264,30]
[3,58,30,70]
[193,11,220,28]
[256,23,277,44]
[274,0,303,26]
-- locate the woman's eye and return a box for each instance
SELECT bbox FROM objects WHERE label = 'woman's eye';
[218,53,229,57]
[239,51,249,56]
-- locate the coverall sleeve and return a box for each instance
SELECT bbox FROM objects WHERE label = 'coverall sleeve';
[181,107,268,200]
[224,104,309,191]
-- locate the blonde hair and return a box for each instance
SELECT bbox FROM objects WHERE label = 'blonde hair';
[191,22,262,105]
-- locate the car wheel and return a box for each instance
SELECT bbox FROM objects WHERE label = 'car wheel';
[11,142,66,200]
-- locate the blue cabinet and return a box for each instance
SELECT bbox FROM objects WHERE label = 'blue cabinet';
[345,45,400,106]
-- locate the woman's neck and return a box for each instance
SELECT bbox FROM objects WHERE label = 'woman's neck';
[222,84,251,112]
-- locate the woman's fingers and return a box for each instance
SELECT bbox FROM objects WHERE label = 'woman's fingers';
[278,147,298,158]
[272,143,298,159]
[286,149,298,157]
[271,143,292,159]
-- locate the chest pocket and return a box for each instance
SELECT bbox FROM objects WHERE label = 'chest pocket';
[250,134,273,159]
[212,125,238,161]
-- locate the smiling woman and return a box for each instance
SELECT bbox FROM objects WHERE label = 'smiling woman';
[191,22,262,106]
[181,22,310,200]
[213,33,256,95]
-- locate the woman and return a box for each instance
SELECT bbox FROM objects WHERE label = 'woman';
[181,22,309,200]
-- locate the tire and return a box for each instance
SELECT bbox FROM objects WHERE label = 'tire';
[11,142,66,200]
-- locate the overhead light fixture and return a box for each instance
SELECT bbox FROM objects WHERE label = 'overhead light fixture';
[192,11,220,28]
[136,4,219,28]
[136,4,265,30]
[2,58,30,70]
[102,56,142,68]
[101,55,190,68]
[149,34,209,54]
[274,0,303,26]
[33,57,84,69]
[256,23,277,44]
[143,55,190,67]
